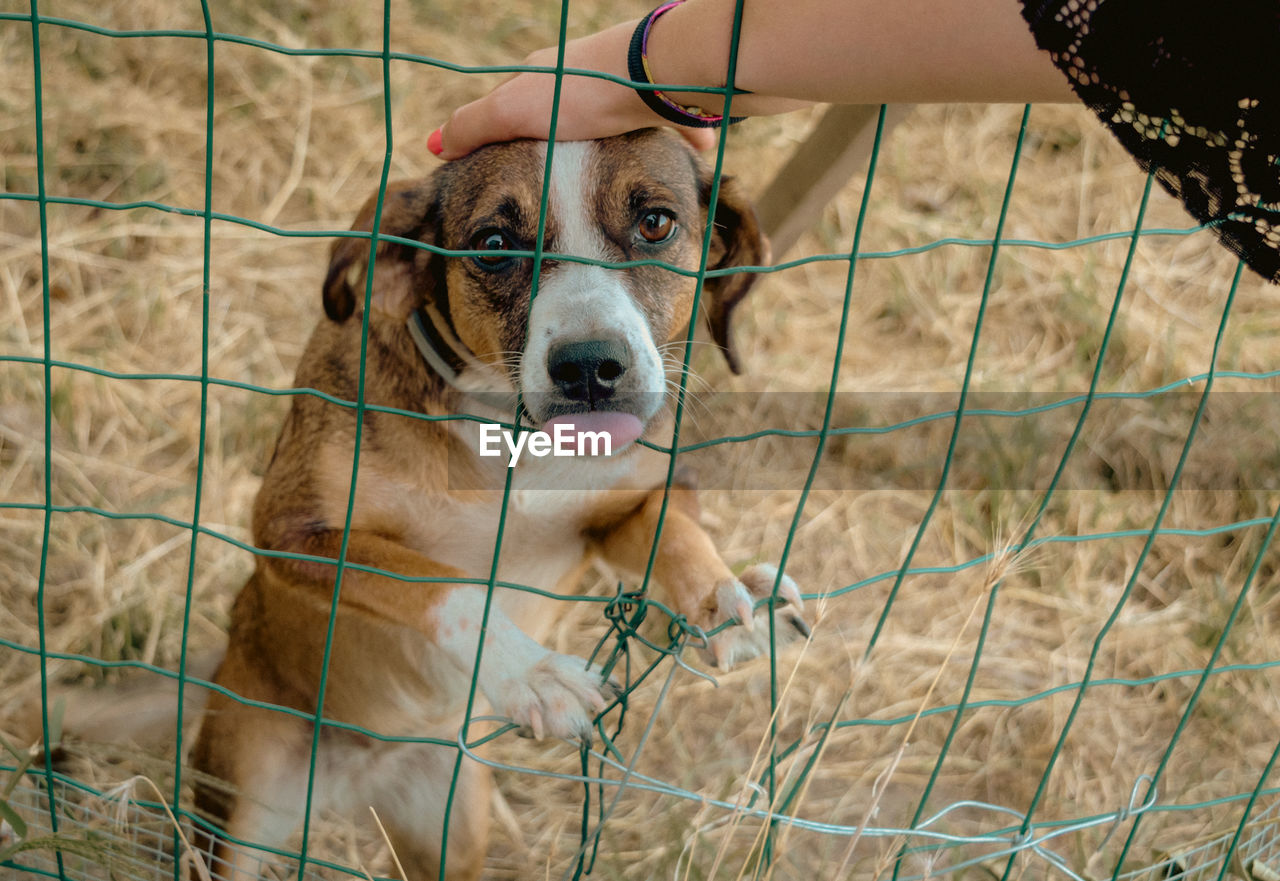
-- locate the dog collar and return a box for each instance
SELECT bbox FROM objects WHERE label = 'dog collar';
[407,302,470,388]
[407,304,520,413]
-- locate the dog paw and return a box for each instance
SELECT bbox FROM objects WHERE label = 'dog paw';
[489,650,619,742]
[701,564,810,670]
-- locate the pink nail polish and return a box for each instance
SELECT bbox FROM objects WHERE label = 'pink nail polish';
[427,128,444,156]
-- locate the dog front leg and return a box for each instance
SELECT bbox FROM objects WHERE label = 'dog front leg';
[262,528,618,740]
[593,489,809,669]
[195,529,616,877]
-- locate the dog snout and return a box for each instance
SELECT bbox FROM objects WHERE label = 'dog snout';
[547,338,631,405]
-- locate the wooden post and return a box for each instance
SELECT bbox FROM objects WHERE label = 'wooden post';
[755,103,913,260]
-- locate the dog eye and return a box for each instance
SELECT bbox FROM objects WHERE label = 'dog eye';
[471,229,515,270]
[636,210,677,245]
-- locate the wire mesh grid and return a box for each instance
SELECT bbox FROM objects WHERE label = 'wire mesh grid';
[3,0,1279,879]
[4,766,1280,881]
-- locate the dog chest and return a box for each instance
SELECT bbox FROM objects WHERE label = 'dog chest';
[396,488,591,588]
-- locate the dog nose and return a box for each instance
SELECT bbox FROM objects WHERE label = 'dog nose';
[547,338,631,404]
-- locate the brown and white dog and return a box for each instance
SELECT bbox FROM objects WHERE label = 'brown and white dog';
[189,129,809,880]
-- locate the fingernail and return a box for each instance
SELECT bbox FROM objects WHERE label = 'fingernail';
[427,128,444,156]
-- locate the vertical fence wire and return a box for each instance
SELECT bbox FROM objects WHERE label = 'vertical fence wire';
[28,1,68,876]
[168,3,217,879]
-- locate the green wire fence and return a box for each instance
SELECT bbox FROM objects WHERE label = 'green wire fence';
[3,1,1279,880]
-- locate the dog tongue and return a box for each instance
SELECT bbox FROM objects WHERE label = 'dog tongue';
[543,412,644,455]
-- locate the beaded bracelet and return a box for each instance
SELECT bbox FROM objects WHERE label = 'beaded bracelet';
[626,0,748,129]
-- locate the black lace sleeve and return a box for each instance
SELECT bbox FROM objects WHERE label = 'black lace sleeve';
[1020,0,1280,284]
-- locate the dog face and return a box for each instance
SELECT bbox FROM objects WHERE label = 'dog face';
[322,129,766,444]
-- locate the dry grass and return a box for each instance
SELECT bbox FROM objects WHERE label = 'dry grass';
[3,1,1279,879]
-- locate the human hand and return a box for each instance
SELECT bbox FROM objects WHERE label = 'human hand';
[428,22,717,160]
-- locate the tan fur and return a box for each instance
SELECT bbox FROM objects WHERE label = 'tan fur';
[190,131,807,879]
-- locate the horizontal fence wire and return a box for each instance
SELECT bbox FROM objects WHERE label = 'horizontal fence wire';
[2,2,1278,881]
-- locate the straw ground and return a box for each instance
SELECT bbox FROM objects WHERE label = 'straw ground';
[2,0,1279,878]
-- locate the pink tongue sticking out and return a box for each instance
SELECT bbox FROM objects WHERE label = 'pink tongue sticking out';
[542,412,644,456]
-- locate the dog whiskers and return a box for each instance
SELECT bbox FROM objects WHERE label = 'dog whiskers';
[481,350,525,371]
[660,381,713,433]
[659,352,714,397]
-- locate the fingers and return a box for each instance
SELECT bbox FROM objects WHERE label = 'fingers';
[429,89,717,161]
[430,87,533,161]
[678,127,718,152]
[432,102,720,161]
[426,21,733,161]
[428,29,622,160]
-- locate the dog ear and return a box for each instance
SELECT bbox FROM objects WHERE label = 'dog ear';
[699,172,770,374]
[322,178,443,323]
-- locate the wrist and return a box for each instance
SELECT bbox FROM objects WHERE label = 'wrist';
[640,0,741,120]
[648,0,732,87]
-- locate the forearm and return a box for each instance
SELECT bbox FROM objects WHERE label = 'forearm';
[430,0,1078,159]
[647,0,1077,108]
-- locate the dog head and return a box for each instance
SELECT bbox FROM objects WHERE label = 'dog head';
[322,129,767,448]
